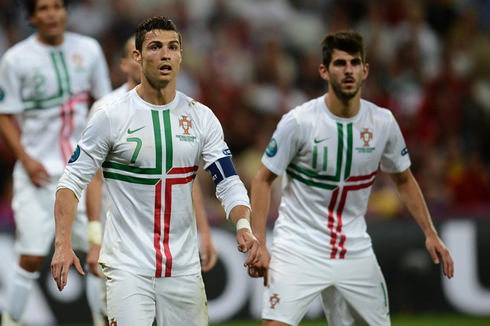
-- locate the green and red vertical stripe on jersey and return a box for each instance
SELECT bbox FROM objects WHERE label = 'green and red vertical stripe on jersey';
[286,122,377,259]
[102,109,198,277]
[21,51,91,165]
[60,92,90,164]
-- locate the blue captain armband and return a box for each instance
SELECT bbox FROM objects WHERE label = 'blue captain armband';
[207,156,237,185]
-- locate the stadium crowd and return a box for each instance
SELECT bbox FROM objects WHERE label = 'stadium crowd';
[0,0,489,232]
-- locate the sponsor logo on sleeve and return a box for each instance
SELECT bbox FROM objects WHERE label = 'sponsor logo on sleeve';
[0,88,5,101]
[265,138,278,157]
[68,145,81,163]
[401,147,408,156]
[222,148,232,156]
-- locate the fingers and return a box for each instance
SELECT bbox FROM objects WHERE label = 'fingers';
[430,251,440,265]
[74,258,85,276]
[50,251,85,291]
[33,172,50,187]
[88,262,103,278]
[440,248,454,279]
[429,241,454,279]
[31,165,50,187]
[263,268,268,286]
[243,241,261,267]
[247,266,269,286]
[51,262,64,291]
[201,250,218,272]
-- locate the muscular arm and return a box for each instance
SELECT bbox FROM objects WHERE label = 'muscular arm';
[85,168,104,277]
[248,163,278,285]
[390,168,454,278]
[193,180,217,272]
[0,114,49,186]
[51,188,85,291]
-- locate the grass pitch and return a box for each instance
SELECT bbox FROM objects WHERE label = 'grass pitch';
[68,313,490,325]
[209,314,490,326]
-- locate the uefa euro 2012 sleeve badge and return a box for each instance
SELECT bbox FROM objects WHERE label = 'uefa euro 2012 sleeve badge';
[266,138,278,157]
[68,145,81,163]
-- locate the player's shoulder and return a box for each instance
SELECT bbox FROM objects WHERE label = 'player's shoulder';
[177,91,207,109]
[64,32,102,50]
[282,95,324,126]
[89,84,129,117]
[360,98,395,122]
[1,35,36,60]
[176,91,214,116]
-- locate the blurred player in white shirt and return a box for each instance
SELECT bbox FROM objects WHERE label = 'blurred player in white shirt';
[248,30,454,326]
[51,16,260,326]
[0,0,111,325]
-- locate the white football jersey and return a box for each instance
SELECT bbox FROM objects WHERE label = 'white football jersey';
[59,89,244,277]
[262,95,411,259]
[88,82,129,119]
[0,32,111,176]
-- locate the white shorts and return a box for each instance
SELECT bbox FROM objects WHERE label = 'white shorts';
[12,166,89,256]
[103,266,208,326]
[263,249,390,326]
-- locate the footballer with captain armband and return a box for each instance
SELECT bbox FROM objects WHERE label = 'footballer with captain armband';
[50,16,261,326]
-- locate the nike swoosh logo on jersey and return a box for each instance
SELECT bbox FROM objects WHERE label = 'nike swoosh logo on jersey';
[127,126,145,134]
[314,137,330,143]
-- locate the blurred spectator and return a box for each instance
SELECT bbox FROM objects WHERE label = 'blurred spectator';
[0,0,489,229]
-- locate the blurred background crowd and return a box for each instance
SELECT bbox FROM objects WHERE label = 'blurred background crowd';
[0,0,489,232]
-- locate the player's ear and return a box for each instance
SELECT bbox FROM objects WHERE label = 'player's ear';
[362,62,369,80]
[319,64,329,82]
[133,49,142,65]
[28,14,37,27]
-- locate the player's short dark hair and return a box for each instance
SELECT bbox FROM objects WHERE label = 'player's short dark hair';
[321,30,366,68]
[24,0,69,16]
[135,16,182,53]
[122,35,136,59]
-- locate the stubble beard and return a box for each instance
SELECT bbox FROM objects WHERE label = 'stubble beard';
[330,77,361,101]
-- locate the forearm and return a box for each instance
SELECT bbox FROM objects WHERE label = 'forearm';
[86,168,103,223]
[229,205,251,228]
[0,114,29,162]
[250,172,273,245]
[193,181,211,235]
[391,170,437,237]
[54,188,80,247]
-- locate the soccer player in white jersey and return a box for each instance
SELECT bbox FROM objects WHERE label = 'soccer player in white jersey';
[85,35,218,326]
[50,16,261,326]
[0,0,111,325]
[247,30,454,326]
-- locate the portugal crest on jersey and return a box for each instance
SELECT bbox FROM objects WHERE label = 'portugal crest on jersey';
[179,115,192,135]
[360,128,373,147]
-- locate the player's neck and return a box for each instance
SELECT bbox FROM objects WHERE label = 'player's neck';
[324,91,361,119]
[127,79,138,92]
[37,33,64,46]
[137,79,177,106]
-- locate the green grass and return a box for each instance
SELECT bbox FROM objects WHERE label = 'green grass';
[67,313,490,326]
[209,314,490,325]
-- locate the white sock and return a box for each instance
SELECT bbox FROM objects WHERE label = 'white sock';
[5,264,40,321]
[86,272,104,325]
